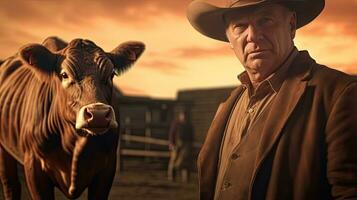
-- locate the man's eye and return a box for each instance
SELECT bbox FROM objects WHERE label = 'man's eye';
[258,18,273,27]
[232,23,246,34]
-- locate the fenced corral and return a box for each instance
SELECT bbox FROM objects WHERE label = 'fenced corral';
[118,133,202,173]
[118,133,202,180]
[120,134,202,158]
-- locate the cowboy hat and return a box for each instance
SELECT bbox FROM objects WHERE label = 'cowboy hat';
[187,0,325,42]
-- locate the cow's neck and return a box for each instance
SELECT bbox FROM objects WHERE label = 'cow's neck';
[47,81,78,154]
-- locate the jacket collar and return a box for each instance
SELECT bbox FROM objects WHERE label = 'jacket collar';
[238,47,299,95]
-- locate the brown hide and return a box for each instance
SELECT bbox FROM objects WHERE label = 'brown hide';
[0,37,145,199]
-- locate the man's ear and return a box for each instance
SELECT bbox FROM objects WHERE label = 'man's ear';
[107,41,145,76]
[19,44,58,74]
[225,29,234,48]
[290,12,297,39]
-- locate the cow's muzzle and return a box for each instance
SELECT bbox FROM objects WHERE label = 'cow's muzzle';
[75,103,118,135]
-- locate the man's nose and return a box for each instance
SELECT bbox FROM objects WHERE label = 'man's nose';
[246,25,262,43]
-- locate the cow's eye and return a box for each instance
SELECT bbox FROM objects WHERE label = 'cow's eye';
[60,72,69,80]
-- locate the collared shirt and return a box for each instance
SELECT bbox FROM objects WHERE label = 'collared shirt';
[214,48,299,199]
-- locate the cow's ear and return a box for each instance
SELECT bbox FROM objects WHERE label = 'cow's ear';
[108,41,145,76]
[42,36,68,52]
[19,44,58,74]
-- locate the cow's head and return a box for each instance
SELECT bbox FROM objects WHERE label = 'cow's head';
[19,38,145,136]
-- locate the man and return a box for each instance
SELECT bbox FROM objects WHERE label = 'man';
[187,0,357,199]
[168,110,194,183]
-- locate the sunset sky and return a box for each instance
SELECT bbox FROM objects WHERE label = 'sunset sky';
[0,0,356,98]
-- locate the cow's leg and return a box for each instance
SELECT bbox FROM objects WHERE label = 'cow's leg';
[0,145,21,200]
[23,152,54,200]
[87,157,116,200]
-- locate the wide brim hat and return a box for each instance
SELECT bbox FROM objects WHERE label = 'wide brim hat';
[187,0,325,42]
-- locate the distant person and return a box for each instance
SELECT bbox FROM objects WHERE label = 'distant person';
[168,110,194,183]
[187,0,357,199]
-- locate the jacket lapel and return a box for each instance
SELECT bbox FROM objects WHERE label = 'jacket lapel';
[198,86,244,199]
[249,51,315,195]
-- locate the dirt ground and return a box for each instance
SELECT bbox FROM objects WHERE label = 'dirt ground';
[0,158,198,200]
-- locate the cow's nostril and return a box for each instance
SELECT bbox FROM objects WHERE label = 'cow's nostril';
[105,109,112,120]
[84,108,93,121]
[76,103,117,133]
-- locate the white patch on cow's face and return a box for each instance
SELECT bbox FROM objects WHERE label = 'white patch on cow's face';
[75,102,118,135]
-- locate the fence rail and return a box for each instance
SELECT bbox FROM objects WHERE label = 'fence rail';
[120,134,201,158]
[121,134,169,146]
[120,149,170,158]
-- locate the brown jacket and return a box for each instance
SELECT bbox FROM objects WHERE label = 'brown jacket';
[197,51,357,200]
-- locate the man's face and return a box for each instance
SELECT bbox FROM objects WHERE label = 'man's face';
[225,4,296,82]
[178,112,186,122]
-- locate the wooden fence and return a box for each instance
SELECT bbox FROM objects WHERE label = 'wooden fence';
[120,134,170,158]
[119,134,201,158]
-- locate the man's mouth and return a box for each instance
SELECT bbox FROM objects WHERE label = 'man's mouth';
[249,49,269,54]
[248,49,269,58]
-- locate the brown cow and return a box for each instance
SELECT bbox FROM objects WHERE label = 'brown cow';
[0,37,145,200]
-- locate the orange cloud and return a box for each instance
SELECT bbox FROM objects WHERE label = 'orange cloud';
[0,1,356,98]
[298,1,357,37]
[139,60,184,74]
[331,63,357,75]
[115,83,148,96]
[146,45,232,59]
[169,45,232,59]
[0,1,191,26]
